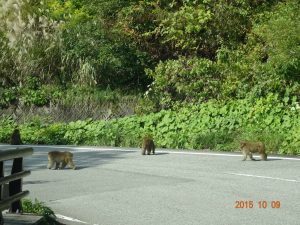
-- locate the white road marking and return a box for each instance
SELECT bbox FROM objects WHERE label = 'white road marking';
[2,144,300,161]
[225,172,300,183]
[168,151,300,161]
[56,214,88,224]
[56,214,100,225]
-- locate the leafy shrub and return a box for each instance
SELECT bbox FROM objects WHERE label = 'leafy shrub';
[146,57,220,108]
[0,116,15,143]
[1,94,300,155]
[22,198,55,217]
[0,87,18,109]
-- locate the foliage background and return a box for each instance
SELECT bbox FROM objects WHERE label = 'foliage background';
[0,0,300,155]
[1,94,300,155]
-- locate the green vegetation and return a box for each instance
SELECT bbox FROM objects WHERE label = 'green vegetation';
[1,0,300,155]
[1,94,300,155]
[22,198,64,225]
[22,198,55,217]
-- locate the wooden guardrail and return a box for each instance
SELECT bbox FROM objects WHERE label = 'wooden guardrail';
[0,147,33,224]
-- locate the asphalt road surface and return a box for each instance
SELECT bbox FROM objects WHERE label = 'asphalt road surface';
[0,145,299,225]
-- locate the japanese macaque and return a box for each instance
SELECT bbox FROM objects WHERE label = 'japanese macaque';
[141,137,155,155]
[47,151,76,170]
[10,128,23,145]
[240,141,267,161]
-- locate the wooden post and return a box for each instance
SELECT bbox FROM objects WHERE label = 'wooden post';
[9,158,23,213]
[0,161,4,225]
[0,147,33,218]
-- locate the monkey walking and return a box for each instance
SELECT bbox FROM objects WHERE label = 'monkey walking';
[141,137,155,155]
[10,128,23,145]
[47,151,76,170]
[240,141,267,161]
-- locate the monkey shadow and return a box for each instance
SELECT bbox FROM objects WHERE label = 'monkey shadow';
[23,149,135,171]
[23,180,50,185]
[251,158,282,161]
[71,166,88,170]
[154,152,169,155]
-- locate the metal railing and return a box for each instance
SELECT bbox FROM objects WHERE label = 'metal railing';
[0,147,33,224]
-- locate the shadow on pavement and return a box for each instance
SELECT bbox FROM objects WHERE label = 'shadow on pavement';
[22,148,135,171]
[23,180,50,185]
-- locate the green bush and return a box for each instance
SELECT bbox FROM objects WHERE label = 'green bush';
[0,116,15,143]
[0,87,18,109]
[22,198,64,225]
[146,57,220,108]
[22,198,55,217]
[1,94,300,155]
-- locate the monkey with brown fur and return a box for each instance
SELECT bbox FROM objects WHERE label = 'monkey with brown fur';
[10,128,23,145]
[141,137,155,155]
[240,141,267,161]
[47,151,76,170]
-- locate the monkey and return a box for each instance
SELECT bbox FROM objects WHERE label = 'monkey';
[240,141,267,161]
[141,137,155,155]
[10,128,23,145]
[47,151,76,170]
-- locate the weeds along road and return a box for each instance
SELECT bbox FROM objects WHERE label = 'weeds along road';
[1,145,300,225]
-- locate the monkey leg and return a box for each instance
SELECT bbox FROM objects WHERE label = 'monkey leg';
[249,153,255,161]
[152,148,155,155]
[68,160,76,169]
[59,161,67,169]
[54,162,60,170]
[242,152,247,161]
[142,148,146,155]
[261,153,267,161]
[47,161,54,169]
